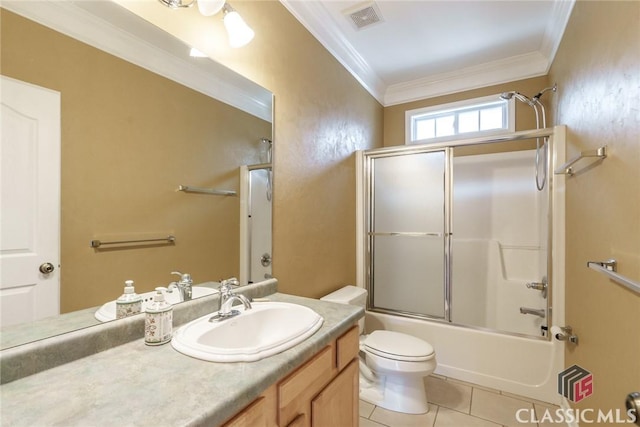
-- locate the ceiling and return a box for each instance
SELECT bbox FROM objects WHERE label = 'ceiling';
[281,0,575,106]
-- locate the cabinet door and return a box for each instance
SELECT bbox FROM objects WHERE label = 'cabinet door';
[311,360,358,427]
[223,385,276,427]
[279,346,333,427]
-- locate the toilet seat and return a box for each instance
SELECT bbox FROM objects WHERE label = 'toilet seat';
[363,330,434,362]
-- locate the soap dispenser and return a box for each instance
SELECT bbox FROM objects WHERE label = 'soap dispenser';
[115,280,142,319]
[144,287,173,346]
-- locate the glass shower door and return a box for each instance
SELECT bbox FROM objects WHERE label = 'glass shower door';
[368,149,449,319]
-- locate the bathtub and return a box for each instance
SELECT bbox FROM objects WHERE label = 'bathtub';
[365,310,564,404]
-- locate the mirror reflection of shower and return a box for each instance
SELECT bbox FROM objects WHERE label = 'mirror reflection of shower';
[500,83,557,191]
[239,138,273,285]
[259,138,273,201]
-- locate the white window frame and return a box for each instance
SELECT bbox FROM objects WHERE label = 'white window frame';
[405,94,515,145]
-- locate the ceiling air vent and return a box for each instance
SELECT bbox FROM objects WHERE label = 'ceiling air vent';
[344,1,384,30]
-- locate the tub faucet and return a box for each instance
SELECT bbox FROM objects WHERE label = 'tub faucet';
[519,307,546,318]
[211,277,251,321]
[167,271,193,301]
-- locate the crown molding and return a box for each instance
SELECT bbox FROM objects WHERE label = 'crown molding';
[1,0,272,122]
[539,0,576,73]
[281,0,574,107]
[279,0,386,105]
[384,51,549,106]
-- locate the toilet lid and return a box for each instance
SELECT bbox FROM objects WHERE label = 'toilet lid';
[364,330,434,362]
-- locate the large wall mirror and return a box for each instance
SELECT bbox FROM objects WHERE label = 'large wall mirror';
[0,1,273,349]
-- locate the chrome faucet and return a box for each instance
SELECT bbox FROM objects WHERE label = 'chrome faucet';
[210,277,251,321]
[167,271,193,301]
[519,307,546,318]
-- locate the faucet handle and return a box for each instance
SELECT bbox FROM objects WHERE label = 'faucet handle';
[171,271,192,284]
[220,277,239,287]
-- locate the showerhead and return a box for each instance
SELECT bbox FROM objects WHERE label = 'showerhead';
[499,91,515,100]
[259,137,273,164]
[500,91,534,106]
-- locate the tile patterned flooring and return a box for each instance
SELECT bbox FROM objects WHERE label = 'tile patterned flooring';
[359,374,560,427]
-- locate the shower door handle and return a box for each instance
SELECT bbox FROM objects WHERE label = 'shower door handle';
[369,232,444,237]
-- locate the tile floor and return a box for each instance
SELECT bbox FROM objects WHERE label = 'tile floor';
[359,374,560,427]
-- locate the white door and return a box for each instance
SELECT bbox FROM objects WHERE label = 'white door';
[0,75,61,327]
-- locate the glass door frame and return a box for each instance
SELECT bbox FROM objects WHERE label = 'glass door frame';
[358,127,557,338]
[363,146,453,321]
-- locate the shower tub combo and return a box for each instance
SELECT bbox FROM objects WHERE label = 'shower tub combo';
[356,126,566,404]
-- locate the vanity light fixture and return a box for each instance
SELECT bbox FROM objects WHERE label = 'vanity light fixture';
[222,4,254,48]
[158,0,254,48]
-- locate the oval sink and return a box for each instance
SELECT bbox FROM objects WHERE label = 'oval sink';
[171,301,323,362]
[94,286,217,322]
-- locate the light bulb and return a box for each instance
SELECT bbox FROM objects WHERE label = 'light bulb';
[223,9,254,48]
[197,0,225,16]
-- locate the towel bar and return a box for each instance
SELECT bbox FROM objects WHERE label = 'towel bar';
[177,185,236,196]
[90,235,176,248]
[554,146,607,175]
[587,259,640,295]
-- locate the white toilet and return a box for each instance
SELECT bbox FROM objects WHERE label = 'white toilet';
[321,285,436,414]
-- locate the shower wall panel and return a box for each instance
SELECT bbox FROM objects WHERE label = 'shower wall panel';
[451,149,546,335]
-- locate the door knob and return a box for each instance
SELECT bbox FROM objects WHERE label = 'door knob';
[39,262,55,274]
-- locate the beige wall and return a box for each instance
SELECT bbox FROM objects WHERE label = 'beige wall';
[549,0,640,420]
[1,10,271,312]
[207,1,384,298]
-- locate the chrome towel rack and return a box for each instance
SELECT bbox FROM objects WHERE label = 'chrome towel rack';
[176,185,237,196]
[90,235,176,248]
[587,259,640,295]
[555,146,607,175]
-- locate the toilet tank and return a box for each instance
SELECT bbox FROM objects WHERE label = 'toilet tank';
[321,285,367,333]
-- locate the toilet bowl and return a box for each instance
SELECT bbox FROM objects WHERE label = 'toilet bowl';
[321,286,436,414]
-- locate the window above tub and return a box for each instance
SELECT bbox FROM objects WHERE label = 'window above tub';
[406,94,515,145]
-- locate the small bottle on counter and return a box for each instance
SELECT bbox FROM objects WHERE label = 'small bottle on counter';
[144,287,173,346]
[115,280,142,319]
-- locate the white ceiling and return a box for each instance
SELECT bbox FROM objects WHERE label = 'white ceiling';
[281,0,575,106]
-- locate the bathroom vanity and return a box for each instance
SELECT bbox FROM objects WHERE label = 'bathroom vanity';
[224,325,359,427]
[0,282,363,426]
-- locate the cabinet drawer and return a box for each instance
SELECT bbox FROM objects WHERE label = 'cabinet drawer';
[279,345,333,426]
[336,326,359,371]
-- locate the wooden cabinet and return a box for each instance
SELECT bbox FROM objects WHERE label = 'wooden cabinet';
[222,325,360,427]
[223,385,277,427]
[311,360,358,427]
